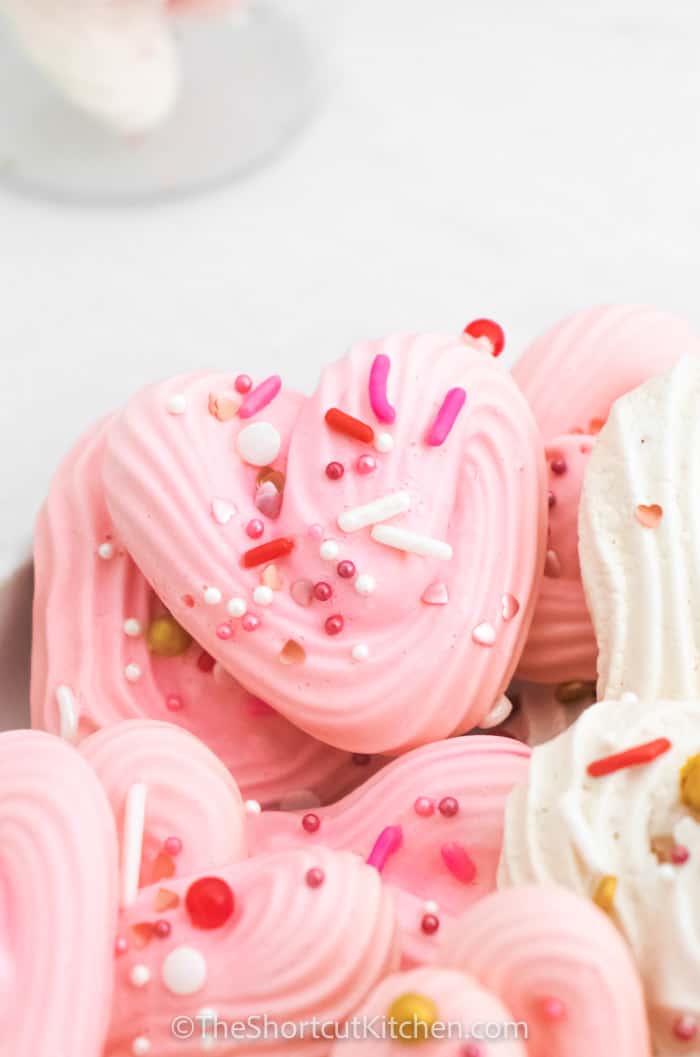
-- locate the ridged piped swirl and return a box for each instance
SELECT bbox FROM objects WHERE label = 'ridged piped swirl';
[498,696,700,1054]
[103,336,546,754]
[0,729,118,1057]
[32,415,383,806]
[442,885,651,1057]
[107,847,400,1056]
[250,735,530,965]
[514,304,700,684]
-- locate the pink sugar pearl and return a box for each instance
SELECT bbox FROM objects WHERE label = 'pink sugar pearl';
[163,836,182,856]
[414,796,435,818]
[242,613,260,632]
[313,581,332,602]
[235,374,252,394]
[246,518,264,539]
[356,454,376,475]
[325,614,344,636]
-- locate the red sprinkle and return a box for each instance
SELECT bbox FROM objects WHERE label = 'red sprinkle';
[463,318,505,357]
[185,876,235,930]
[325,614,344,636]
[242,538,295,568]
[325,461,345,480]
[438,796,459,818]
[313,581,333,602]
[587,737,671,777]
[325,408,374,444]
[672,844,690,865]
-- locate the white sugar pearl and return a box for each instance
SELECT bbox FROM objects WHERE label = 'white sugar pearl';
[132,1037,151,1055]
[253,585,273,607]
[123,618,142,637]
[423,900,439,915]
[352,643,369,662]
[236,422,281,467]
[320,540,339,561]
[97,542,114,560]
[354,573,376,596]
[227,597,247,618]
[162,946,208,996]
[167,394,187,415]
[203,587,222,605]
[130,965,151,987]
[245,799,262,815]
[124,663,142,683]
[374,432,394,453]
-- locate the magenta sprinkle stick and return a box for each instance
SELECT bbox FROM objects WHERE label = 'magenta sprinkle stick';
[238,375,282,419]
[366,825,404,872]
[368,355,396,423]
[426,387,467,446]
[440,841,477,884]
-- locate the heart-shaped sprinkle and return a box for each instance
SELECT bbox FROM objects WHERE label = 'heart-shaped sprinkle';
[422,581,449,605]
[635,503,663,529]
[280,639,306,665]
[154,888,180,912]
[501,593,520,621]
[290,578,314,607]
[472,622,496,647]
[211,497,237,525]
[208,392,241,421]
[255,480,283,519]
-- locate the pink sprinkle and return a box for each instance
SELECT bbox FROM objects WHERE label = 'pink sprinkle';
[115,936,129,956]
[441,842,477,884]
[337,560,356,579]
[369,354,396,424]
[426,387,467,446]
[366,825,404,872]
[540,996,567,1021]
[472,621,496,646]
[302,813,321,834]
[672,844,690,865]
[242,613,260,632]
[414,796,435,818]
[234,374,253,394]
[216,622,234,640]
[246,518,265,539]
[313,581,333,602]
[461,1045,482,1057]
[308,523,324,540]
[674,1016,698,1041]
[166,694,184,712]
[438,796,459,818]
[154,920,171,939]
[163,836,182,856]
[238,375,282,418]
[356,453,377,475]
[325,614,344,635]
[501,593,520,621]
[305,867,325,889]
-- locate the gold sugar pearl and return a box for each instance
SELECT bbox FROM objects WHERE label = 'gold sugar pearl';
[387,993,439,1044]
[593,875,617,914]
[680,754,700,814]
[554,680,596,705]
[146,616,192,657]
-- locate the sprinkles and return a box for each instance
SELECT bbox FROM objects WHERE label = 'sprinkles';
[587,738,671,777]
[368,354,396,423]
[440,842,477,884]
[238,375,282,419]
[56,684,79,743]
[338,491,411,533]
[426,387,466,446]
[371,524,453,561]
[242,538,294,568]
[325,408,375,444]
[366,825,404,872]
[463,318,505,357]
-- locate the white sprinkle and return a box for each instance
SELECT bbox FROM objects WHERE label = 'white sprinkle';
[124,663,142,683]
[162,946,208,996]
[374,432,394,453]
[97,541,115,560]
[56,684,79,743]
[236,422,281,467]
[352,643,370,662]
[123,618,142,637]
[371,524,452,560]
[167,393,187,415]
[253,585,273,607]
[227,597,247,618]
[244,799,262,815]
[211,498,237,525]
[559,792,607,874]
[479,695,512,727]
[621,691,639,705]
[423,900,439,915]
[130,964,151,988]
[472,622,496,647]
[203,587,222,605]
[320,540,340,561]
[122,783,148,908]
[659,864,677,883]
[132,1036,151,1055]
[354,573,376,597]
[337,490,410,533]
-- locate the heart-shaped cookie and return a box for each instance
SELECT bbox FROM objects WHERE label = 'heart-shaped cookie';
[33,415,383,806]
[442,885,651,1056]
[249,735,530,966]
[103,337,546,753]
[0,728,119,1057]
[498,695,700,1053]
[80,719,247,903]
[580,356,700,702]
[106,846,399,1056]
[514,304,700,685]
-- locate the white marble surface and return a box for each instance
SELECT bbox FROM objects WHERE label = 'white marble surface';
[1,0,700,723]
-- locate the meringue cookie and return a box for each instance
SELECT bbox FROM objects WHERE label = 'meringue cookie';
[499,695,700,1054]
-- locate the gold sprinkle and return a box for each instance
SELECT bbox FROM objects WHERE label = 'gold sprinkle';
[208,392,241,421]
[153,888,180,912]
[387,993,439,1044]
[593,875,617,913]
[680,754,700,814]
[146,616,192,657]
[279,640,306,666]
[261,564,283,590]
[554,680,596,705]
[256,467,286,492]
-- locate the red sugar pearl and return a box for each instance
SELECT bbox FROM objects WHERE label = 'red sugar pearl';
[185,876,235,930]
[337,560,356,579]
[313,581,333,602]
[674,1015,698,1041]
[305,867,325,888]
[463,318,505,357]
[242,613,260,632]
[163,836,182,856]
[216,622,233,640]
[325,614,344,636]
[421,913,440,935]
[414,797,435,818]
[302,813,321,834]
[438,796,459,818]
[325,461,344,481]
[540,996,566,1021]
[550,457,567,476]
[246,518,264,539]
[235,374,253,394]
[672,844,690,865]
[356,454,376,475]
[461,1045,483,1057]
[115,936,129,956]
[154,920,172,939]
[166,694,184,712]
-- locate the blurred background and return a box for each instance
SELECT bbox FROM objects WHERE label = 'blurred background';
[1,0,700,721]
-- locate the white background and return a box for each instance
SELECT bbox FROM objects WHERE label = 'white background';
[1,0,700,719]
